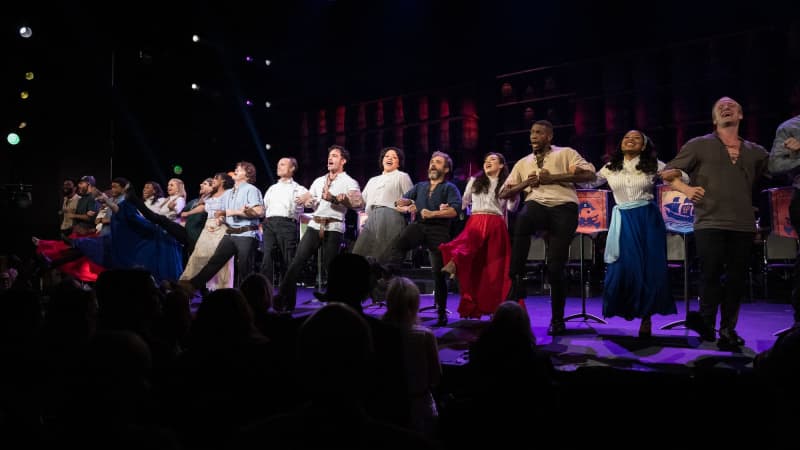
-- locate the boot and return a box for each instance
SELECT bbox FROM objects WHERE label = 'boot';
[638,316,652,339]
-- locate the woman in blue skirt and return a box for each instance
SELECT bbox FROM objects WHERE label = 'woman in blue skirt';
[585,130,679,337]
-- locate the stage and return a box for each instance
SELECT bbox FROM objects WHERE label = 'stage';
[254,287,792,376]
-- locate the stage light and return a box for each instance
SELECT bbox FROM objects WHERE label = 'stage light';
[19,26,32,38]
[245,55,253,63]
[192,34,200,42]
[265,144,271,150]
[191,83,199,91]
[173,165,183,175]
[264,59,271,66]
[245,99,253,106]
[25,72,34,80]
[20,91,29,99]
[265,101,271,108]
[7,133,20,145]
[18,122,27,129]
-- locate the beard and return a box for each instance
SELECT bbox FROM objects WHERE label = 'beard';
[428,169,442,181]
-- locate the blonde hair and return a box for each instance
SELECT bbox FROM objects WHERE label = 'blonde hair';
[383,277,421,328]
[168,178,186,199]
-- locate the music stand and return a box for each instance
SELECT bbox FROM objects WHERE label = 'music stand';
[657,185,696,330]
[564,189,610,324]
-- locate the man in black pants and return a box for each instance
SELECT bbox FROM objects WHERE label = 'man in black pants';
[664,97,768,348]
[500,120,596,335]
[381,151,461,326]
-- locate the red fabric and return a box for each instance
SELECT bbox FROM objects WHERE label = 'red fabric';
[36,238,105,283]
[439,214,511,319]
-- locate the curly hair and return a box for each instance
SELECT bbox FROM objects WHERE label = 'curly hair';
[605,130,658,174]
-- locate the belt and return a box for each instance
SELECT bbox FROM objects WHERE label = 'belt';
[312,216,343,238]
[266,216,297,223]
[225,224,259,234]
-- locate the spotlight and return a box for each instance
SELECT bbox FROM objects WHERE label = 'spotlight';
[265,101,271,108]
[191,83,199,91]
[173,165,183,175]
[264,59,271,66]
[245,99,253,107]
[245,55,253,63]
[192,34,200,42]
[20,91,29,99]
[265,144,271,150]
[19,26,32,38]
[18,122,26,129]
[25,72,34,80]
[7,133,20,145]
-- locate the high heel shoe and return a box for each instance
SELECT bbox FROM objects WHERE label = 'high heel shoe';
[638,316,652,339]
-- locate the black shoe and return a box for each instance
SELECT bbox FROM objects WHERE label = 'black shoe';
[436,311,448,327]
[638,317,652,339]
[717,328,745,349]
[547,320,566,336]
[685,311,716,342]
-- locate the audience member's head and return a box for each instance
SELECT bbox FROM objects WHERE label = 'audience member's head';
[240,272,274,313]
[95,269,162,334]
[383,276,421,328]
[298,302,373,399]
[323,253,373,312]
[191,288,262,346]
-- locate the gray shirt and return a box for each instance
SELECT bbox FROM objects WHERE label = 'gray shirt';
[767,115,800,189]
[666,133,768,233]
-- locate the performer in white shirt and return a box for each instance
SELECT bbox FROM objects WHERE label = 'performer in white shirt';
[273,146,363,312]
[260,157,310,291]
[440,152,516,319]
[352,147,413,259]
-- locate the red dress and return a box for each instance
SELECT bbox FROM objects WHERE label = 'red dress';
[439,177,514,318]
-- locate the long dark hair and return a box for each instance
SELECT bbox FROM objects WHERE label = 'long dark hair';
[606,130,658,174]
[472,152,509,197]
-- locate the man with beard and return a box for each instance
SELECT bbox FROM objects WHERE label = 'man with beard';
[381,151,462,326]
[662,97,768,349]
[59,178,79,237]
[70,176,100,236]
[500,120,596,336]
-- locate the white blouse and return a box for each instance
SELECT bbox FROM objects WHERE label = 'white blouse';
[362,170,413,209]
[463,176,516,215]
[155,194,186,222]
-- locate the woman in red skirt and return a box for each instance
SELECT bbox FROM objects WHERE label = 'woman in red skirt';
[440,152,517,319]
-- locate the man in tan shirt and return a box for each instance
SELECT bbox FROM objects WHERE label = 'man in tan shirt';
[500,120,596,335]
[59,178,79,237]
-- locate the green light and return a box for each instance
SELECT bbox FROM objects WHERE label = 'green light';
[173,165,183,175]
[7,133,20,145]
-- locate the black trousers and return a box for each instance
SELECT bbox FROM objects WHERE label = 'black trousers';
[260,217,300,289]
[788,189,800,322]
[509,201,578,322]
[381,222,451,314]
[694,228,754,332]
[277,228,343,310]
[190,235,257,289]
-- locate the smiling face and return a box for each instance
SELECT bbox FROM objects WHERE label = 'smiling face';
[621,130,645,154]
[483,153,504,177]
[382,150,399,173]
[142,183,155,199]
[712,97,743,127]
[428,155,448,181]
